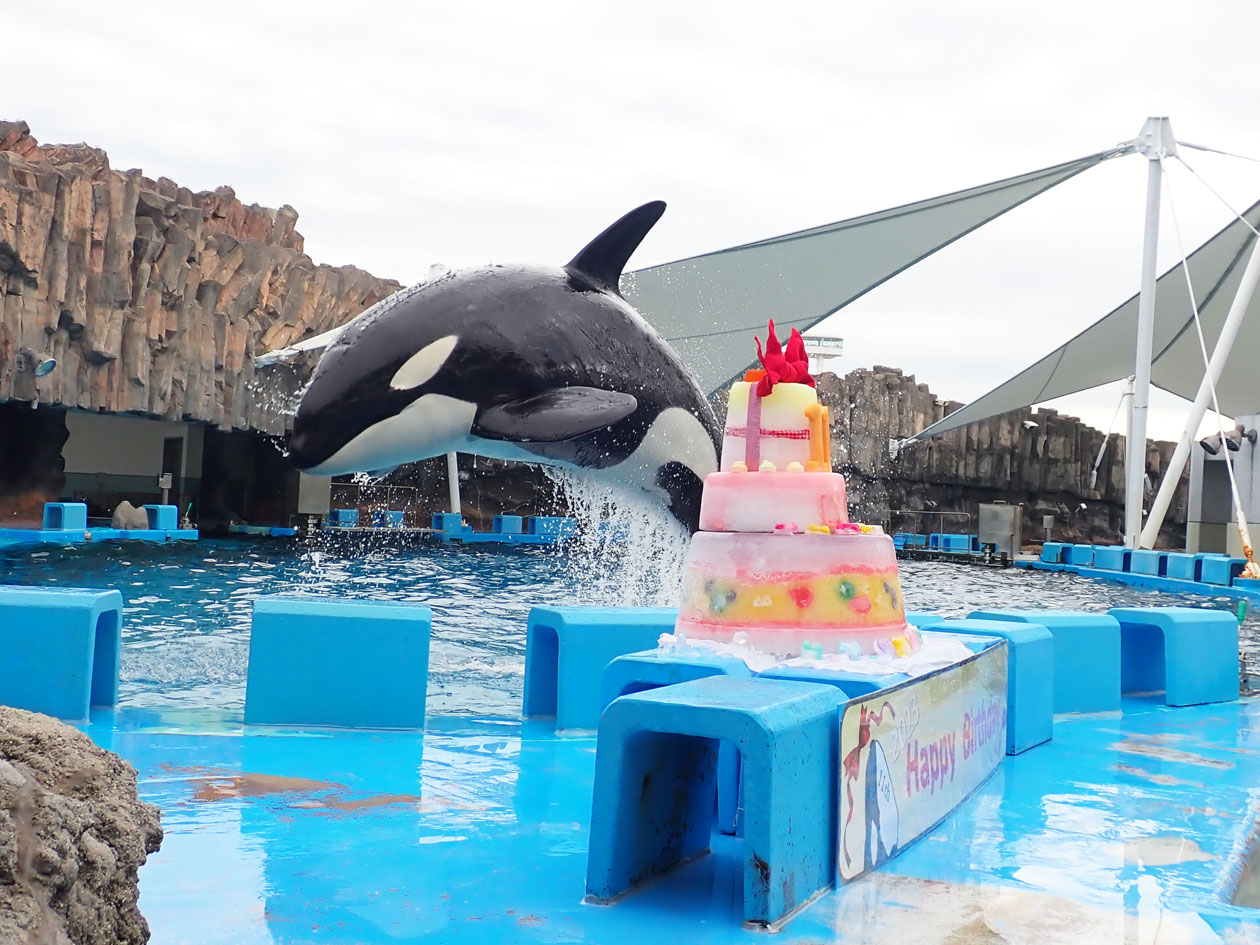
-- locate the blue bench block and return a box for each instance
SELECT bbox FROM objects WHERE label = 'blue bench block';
[329,508,358,526]
[0,585,122,720]
[971,609,1120,714]
[919,620,1053,753]
[1200,555,1247,586]
[928,532,943,549]
[1164,552,1197,581]
[492,514,523,534]
[602,649,753,834]
[757,663,895,697]
[1062,544,1096,566]
[524,606,678,730]
[941,533,971,553]
[586,676,843,929]
[370,509,405,527]
[1108,607,1239,706]
[1039,542,1067,564]
[528,516,577,538]
[143,504,178,530]
[1129,549,1167,576]
[1092,546,1131,571]
[244,596,431,728]
[432,512,469,533]
[43,502,87,530]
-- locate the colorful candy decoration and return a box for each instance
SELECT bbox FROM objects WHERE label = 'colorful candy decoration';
[788,585,814,609]
[837,579,857,601]
[801,641,823,659]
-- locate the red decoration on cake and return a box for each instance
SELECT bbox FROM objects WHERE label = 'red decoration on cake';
[753,320,815,396]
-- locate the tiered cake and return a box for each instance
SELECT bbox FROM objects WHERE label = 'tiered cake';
[675,322,919,658]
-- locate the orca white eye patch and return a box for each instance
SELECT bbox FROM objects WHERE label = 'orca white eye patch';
[390,335,459,391]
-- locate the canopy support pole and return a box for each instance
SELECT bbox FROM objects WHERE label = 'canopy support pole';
[1138,230,1260,548]
[446,452,461,514]
[1126,118,1176,548]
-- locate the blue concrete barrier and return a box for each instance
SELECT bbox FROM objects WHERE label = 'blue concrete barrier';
[918,619,1053,754]
[1092,546,1131,572]
[0,585,122,720]
[244,596,431,728]
[1129,549,1167,577]
[585,676,843,929]
[523,607,678,730]
[971,609,1120,715]
[1109,607,1239,706]
[43,502,87,530]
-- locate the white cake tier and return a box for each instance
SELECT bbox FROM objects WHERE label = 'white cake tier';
[720,381,816,472]
[675,530,915,658]
[698,471,849,533]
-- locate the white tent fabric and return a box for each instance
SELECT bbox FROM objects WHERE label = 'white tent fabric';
[623,149,1124,396]
[911,199,1260,440]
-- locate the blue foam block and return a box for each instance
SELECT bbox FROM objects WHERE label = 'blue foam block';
[1164,552,1197,581]
[1109,607,1239,706]
[524,607,678,730]
[602,649,753,834]
[920,621,1052,753]
[492,515,523,534]
[586,676,844,929]
[1092,546,1131,571]
[1129,549,1167,576]
[971,609,1120,714]
[1038,544,1068,567]
[0,585,122,720]
[1201,555,1247,586]
[43,502,87,530]
[1062,544,1096,566]
[143,504,178,530]
[244,596,431,728]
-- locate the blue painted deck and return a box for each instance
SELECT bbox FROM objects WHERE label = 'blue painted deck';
[87,692,1260,943]
[1020,558,1260,605]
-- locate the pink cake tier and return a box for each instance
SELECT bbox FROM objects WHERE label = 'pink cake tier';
[675,531,918,657]
[698,470,848,533]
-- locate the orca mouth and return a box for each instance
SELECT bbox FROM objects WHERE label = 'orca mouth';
[285,425,341,473]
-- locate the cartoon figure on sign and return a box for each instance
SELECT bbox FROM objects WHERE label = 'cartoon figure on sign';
[841,700,898,869]
[864,738,899,870]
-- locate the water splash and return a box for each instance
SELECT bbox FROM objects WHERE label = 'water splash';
[543,468,690,607]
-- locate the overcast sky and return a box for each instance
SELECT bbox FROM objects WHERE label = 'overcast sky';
[11,0,1260,440]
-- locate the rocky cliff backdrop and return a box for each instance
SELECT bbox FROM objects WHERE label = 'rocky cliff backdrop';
[0,122,1186,544]
[0,120,399,432]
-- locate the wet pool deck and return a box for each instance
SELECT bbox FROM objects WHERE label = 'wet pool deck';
[89,694,1260,944]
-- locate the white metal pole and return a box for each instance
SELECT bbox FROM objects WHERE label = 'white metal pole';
[1126,118,1173,548]
[446,451,461,514]
[1139,230,1260,548]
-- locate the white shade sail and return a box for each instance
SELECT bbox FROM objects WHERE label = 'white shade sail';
[911,198,1260,440]
[623,149,1124,396]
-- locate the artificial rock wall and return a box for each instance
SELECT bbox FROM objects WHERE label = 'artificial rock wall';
[817,366,1186,546]
[0,121,400,434]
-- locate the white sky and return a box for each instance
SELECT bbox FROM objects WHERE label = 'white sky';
[10,0,1260,441]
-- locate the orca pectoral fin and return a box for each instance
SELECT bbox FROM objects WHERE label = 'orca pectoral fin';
[472,387,638,443]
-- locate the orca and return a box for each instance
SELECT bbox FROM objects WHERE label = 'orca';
[286,201,721,530]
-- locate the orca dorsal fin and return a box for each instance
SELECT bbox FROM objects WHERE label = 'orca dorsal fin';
[565,200,666,293]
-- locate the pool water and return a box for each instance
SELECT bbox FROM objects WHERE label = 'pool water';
[2,537,1256,717]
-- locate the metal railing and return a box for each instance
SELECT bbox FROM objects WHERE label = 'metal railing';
[885,509,973,536]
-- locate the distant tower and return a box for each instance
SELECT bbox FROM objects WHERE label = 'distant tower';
[802,334,844,376]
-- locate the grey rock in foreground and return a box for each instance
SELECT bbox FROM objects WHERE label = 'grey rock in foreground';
[0,706,162,945]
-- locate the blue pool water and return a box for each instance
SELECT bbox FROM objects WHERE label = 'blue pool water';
[2,537,1256,717]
